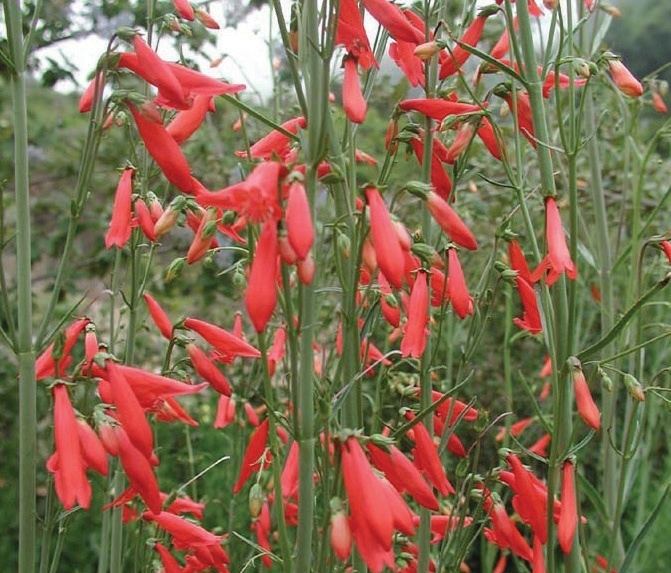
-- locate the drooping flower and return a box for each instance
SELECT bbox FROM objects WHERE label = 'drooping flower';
[234,116,306,159]
[336,0,376,69]
[186,208,218,264]
[36,317,90,380]
[408,136,453,199]
[507,453,547,543]
[365,186,406,288]
[134,198,157,242]
[426,191,478,250]
[513,276,542,334]
[447,248,474,319]
[76,419,109,476]
[233,418,270,493]
[105,167,135,249]
[571,363,601,430]
[608,59,643,98]
[50,384,92,510]
[214,394,236,429]
[558,460,577,554]
[245,219,279,332]
[400,270,429,358]
[476,116,503,160]
[153,542,183,573]
[132,35,188,109]
[195,7,219,29]
[485,497,534,561]
[330,509,352,561]
[166,95,213,144]
[439,8,495,79]
[79,72,104,113]
[172,0,194,19]
[184,317,261,359]
[128,103,195,194]
[186,343,232,396]
[285,179,314,260]
[399,98,482,120]
[534,197,577,285]
[343,56,367,123]
[143,293,173,340]
[652,90,668,114]
[362,0,424,44]
[504,90,536,146]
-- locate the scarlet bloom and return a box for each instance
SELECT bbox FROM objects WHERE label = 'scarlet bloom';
[401,270,429,358]
[330,510,352,561]
[399,98,482,120]
[51,384,92,510]
[608,59,643,98]
[114,425,163,514]
[79,72,104,113]
[477,116,503,160]
[195,8,220,29]
[154,543,183,573]
[186,343,232,396]
[504,91,536,146]
[76,419,109,476]
[535,197,577,285]
[234,116,306,159]
[447,249,474,319]
[105,167,134,249]
[134,198,157,242]
[245,219,279,332]
[362,0,424,44]
[285,179,314,260]
[166,95,213,144]
[508,240,534,284]
[143,293,173,339]
[439,9,493,79]
[409,136,453,199]
[128,103,194,194]
[172,0,194,19]
[507,453,547,543]
[365,186,406,288]
[132,35,187,109]
[107,361,155,459]
[214,394,236,429]
[405,412,455,496]
[184,317,261,359]
[367,443,439,510]
[426,191,478,250]
[143,511,223,548]
[336,0,376,69]
[486,499,533,561]
[661,240,671,263]
[513,276,542,334]
[572,365,601,430]
[233,418,270,493]
[343,57,367,123]
[558,460,578,554]
[186,208,217,264]
[36,317,90,380]
[390,31,425,87]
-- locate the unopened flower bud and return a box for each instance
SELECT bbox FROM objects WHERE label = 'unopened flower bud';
[249,483,264,517]
[414,41,442,60]
[623,373,645,402]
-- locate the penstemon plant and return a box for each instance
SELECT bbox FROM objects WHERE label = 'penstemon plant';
[3,0,671,572]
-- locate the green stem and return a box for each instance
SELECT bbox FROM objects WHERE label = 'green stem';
[3,1,37,570]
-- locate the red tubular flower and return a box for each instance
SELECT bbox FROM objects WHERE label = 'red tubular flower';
[652,91,668,114]
[508,239,534,284]
[491,28,510,60]
[186,209,217,264]
[105,167,134,249]
[558,460,577,554]
[184,317,261,359]
[285,179,314,260]
[107,361,155,459]
[343,57,367,123]
[144,511,223,547]
[507,453,547,543]
[214,394,236,429]
[502,91,535,146]
[163,494,205,520]
[362,0,424,44]
[405,412,455,496]
[542,70,588,99]
[439,10,492,79]
[195,8,220,29]
[365,186,406,288]
[447,249,474,319]
[186,343,232,396]
[445,123,475,164]
[399,98,482,120]
[426,191,478,250]
[341,437,396,571]
[528,433,551,457]
[36,317,90,380]
[513,277,542,334]
[233,418,270,493]
[367,443,439,510]
[76,419,109,476]
[608,59,643,98]
[477,116,503,160]
[128,103,194,194]
[401,270,429,358]
[167,95,213,144]
[336,0,376,69]
[488,501,534,561]
[154,543,183,573]
[134,198,157,242]
[661,240,671,263]
[379,274,401,327]
[572,366,601,430]
[143,293,173,339]
[244,402,260,427]
[132,36,187,109]
[234,116,306,159]
[538,197,577,285]
[51,384,92,510]
[408,137,453,200]
[532,536,545,573]
[280,441,299,499]
[79,72,103,113]
[172,0,194,19]
[330,510,352,561]
[245,220,279,332]
[267,325,286,376]
[390,39,425,87]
